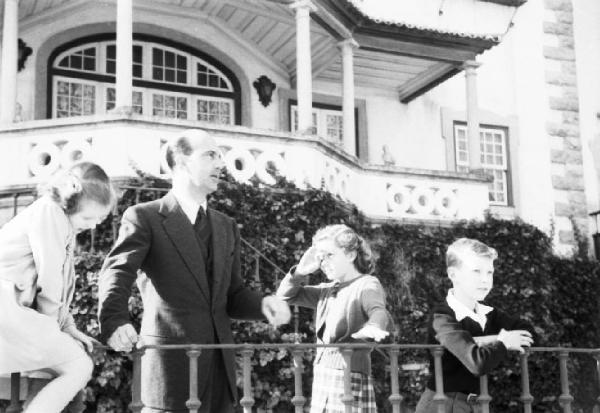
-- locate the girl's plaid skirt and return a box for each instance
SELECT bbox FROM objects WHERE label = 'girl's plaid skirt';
[310,365,377,413]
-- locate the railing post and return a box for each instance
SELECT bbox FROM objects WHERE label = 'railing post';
[129,348,144,413]
[558,350,574,413]
[388,347,403,413]
[6,373,22,413]
[520,351,534,413]
[90,228,96,252]
[291,348,306,413]
[432,347,446,413]
[478,375,491,413]
[342,348,354,413]
[595,351,600,410]
[185,347,202,413]
[293,305,300,337]
[254,253,260,282]
[240,347,255,413]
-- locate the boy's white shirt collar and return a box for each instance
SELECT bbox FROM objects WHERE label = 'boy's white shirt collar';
[446,289,493,330]
[173,189,207,224]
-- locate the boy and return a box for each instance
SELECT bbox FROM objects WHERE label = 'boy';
[415,238,534,413]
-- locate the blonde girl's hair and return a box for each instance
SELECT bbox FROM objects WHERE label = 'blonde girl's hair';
[312,224,375,274]
[44,162,117,215]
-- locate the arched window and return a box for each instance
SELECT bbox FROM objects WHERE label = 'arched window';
[49,34,241,124]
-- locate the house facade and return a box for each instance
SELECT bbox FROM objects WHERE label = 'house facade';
[0,0,598,255]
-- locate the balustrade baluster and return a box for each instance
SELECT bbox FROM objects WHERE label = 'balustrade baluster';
[291,348,306,413]
[185,347,202,413]
[129,348,144,413]
[6,373,21,413]
[342,348,354,413]
[254,253,260,282]
[432,347,446,413]
[12,193,18,217]
[388,348,403,413]
[520,352,533,413]
[135,189,141,204]
[558,351,574,413]
[478,375,491,413]
[239,348,255,413]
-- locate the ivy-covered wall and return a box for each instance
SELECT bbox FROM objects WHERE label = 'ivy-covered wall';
[13,173,600,412]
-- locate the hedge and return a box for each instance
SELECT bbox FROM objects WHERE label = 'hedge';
[7,172,600,412]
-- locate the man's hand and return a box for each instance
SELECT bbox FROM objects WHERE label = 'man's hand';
[65,327,101,353]
[351,325,389,342]
[107,323,139,352]
[295,246,321,276]
[497,329,533,353]
[262,296,291,326]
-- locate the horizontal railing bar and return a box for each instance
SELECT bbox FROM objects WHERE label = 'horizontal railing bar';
[89,343,600,353]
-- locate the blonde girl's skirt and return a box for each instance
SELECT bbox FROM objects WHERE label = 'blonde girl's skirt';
[0,280,86,375]
[309,365,377,413]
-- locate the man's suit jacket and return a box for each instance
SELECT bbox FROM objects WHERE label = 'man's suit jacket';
[98,192,264,410]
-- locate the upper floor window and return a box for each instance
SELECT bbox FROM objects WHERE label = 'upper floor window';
[454,124,510,206]
[49,35,240,124]
[290,105,344,147]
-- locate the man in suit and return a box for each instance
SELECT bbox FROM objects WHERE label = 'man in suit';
[98,129,291,412]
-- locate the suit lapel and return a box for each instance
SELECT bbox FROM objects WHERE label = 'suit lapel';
[208,209,225,303]
[159,192,211,304]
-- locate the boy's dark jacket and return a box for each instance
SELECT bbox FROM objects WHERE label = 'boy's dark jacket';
[424,301,535,394]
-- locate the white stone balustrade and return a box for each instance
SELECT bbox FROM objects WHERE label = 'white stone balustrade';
[0,116,490,221]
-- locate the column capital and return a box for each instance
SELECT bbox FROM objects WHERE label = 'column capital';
[290,0,317,13]
[337,38,359,51]
[462,60,482,72]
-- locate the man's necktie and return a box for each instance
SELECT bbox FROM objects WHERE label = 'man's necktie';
[194,206,206,230]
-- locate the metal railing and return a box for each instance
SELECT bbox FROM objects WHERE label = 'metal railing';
[4,344,600,413]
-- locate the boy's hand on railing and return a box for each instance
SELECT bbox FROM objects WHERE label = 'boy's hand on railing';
[107,323,139,352]
[262,295,291,326]
[497,329,533,353]
[473,335,498,346]
[295,246,321,276]
[351,325,390,342]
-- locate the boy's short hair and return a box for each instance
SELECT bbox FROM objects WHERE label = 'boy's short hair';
[446,238,498,269]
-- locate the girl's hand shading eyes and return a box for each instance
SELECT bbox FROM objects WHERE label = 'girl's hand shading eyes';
[296,246,321,276]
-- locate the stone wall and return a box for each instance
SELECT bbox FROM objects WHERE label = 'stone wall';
[543,0,588,252]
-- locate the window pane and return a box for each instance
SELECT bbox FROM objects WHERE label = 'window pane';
[165,69,175,82]
[107,45,116,59]
[71,55,82,69]
[197,97,233,125]
[153,67,163,80]
[177,55,186,69]
[165,51,175,68]
[153,48,163,65]
[133,64,142,78]
[133,45,143,63]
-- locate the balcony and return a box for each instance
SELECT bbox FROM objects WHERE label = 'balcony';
[0,115,490,223]
[1,343,596,413]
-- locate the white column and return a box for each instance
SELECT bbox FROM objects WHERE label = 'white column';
[291,0,316,134]
[464,60,482,170]
[339,38,358,156]
[0,0,19,124]
[115,0,133,112]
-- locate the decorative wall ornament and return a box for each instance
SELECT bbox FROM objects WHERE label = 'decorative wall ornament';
[253,75,276,107]
[18,39,33,72]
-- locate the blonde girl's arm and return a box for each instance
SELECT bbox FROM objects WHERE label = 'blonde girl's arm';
[351,278,392,341]
[27,199,72,323]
